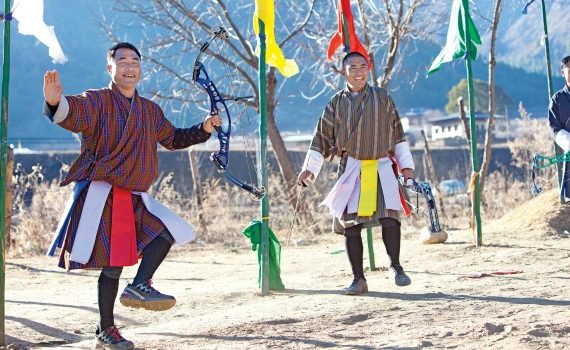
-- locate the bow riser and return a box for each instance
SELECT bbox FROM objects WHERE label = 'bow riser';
[192,27,265,200]
[401,177,442,233]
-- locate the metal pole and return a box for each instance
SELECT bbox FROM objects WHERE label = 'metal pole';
[539,0,564,203]
[342,7,377,270]
[462,1,482,246]
[257,19,270,295]
[0,0,11,344]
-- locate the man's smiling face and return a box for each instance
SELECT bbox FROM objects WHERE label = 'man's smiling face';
[342,55,369,92]
[107,47,141,97]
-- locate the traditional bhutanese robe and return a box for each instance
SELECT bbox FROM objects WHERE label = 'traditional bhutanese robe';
[45,83,211,270]
[302,84,414,234]
[549,84,570,201]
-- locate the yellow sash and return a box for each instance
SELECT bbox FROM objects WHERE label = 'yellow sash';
[357,160,378,216]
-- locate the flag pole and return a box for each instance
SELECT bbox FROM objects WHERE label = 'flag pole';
[462,1,482,246]
[341,8,377,271]
[0,0,11,344]
[257,18,270,295]
[540,0,554,98]
[538,0,563,203]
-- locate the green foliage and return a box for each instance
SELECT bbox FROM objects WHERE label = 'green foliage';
[445,79,511,114]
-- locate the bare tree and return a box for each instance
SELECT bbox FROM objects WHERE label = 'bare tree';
[98,0,316,219]
[480,0,502,195]
[303,0,440,94]
[359,0,424,88]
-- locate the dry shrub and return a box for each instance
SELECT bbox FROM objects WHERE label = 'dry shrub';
[190,166,333,247]
[482,103,556,223]
[10,165,334,256]
[11,107,559,257]
[9,163,67,256]
[401,103,557,234]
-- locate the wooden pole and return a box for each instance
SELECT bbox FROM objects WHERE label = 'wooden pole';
[457,97,471,144]
[187,149,208,234]
[421,131,444,216]
[5,146,13,248]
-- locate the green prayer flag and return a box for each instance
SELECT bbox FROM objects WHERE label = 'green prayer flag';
[242,220,285,290]
[427,0,481,75]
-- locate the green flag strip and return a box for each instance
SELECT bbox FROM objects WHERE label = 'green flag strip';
[427,0,481,75]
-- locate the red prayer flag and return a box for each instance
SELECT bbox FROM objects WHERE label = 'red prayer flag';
[327,0,372,67]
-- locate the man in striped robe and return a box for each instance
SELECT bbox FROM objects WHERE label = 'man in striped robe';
[43,42,221,349]
[298,52,414,295]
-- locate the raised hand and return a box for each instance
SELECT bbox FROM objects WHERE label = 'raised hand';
[43,70,63,106]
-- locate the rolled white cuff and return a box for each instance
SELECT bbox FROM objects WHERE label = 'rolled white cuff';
[395,142,414,170]
[302,150,324,180]
[555,129,570,152]
[53,96,69,123]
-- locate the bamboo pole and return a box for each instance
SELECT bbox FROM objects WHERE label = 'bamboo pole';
[257,19,270,295]
[0,0,11,343]
[462,1,482,246]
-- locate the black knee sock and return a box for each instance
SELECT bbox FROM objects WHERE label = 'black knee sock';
[345,229,365,280]
[382,224,401,267]
[98,273,119,331]
[132,235,172,286]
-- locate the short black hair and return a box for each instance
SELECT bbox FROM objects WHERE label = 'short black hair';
[107,42,142,61]
[342,51,367,67]
[561,56,570,69]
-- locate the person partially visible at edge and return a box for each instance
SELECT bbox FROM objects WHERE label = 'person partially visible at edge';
[549,55,570,202]
[42,42,221,350]
[297,51,415,296]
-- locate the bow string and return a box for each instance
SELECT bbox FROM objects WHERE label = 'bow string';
[192,27,265,200]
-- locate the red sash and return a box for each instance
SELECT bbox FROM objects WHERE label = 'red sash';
[387,155,412,217]
[110,187,138,266]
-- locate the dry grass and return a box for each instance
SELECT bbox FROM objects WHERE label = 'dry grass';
[7,109,562,256]
[7,163,335,257]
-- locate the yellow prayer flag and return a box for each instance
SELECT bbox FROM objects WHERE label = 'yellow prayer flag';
[357,160,378,217]
[253,0,299,78]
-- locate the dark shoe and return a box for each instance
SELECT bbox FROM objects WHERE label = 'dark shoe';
[119,279,176,311]
[95,325,134,350]
[390,264,411,286]
[344,278,368,295]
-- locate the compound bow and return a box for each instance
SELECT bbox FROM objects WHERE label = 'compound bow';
[530,152,570,194]
[192,27,265,200]
[400,177,442,233]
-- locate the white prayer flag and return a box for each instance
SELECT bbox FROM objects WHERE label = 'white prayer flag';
[11,0,67,64]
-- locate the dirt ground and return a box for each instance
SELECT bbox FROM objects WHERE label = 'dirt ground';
[3,191,570,350]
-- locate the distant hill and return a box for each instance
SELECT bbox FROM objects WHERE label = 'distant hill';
[3,0,567,145]
[481,1,570,74]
